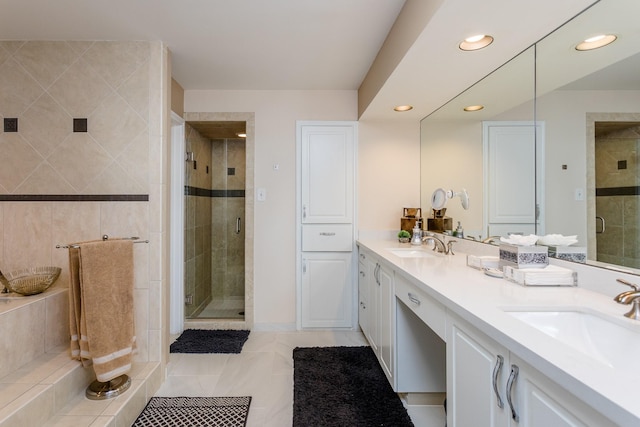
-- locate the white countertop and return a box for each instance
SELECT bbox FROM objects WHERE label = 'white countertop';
[358,238,640,425]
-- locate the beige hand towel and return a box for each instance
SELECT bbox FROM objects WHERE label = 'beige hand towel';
[69,239,136,382]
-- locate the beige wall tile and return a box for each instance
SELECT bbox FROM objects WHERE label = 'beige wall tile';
[0,133,44,193]
[14,163,75,194]
[90,93,147,158]
[45,290,70,351]
[47,58,113,117]
[13,41,78,89]
[47,133,112,193]
[0,58,44,116]
[3,203,52,270]
[83,163,146,195]
[100,202,150,240]
[84,41,150,89]
[51,202,101,284]
[21,93,72,157]
[118,131,150,192]
[0,301,46,378]
[117,59,150,122]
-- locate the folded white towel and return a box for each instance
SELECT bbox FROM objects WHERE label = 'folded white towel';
[503,265,576,286]
[500,234,539,246]
[537,234,578,246]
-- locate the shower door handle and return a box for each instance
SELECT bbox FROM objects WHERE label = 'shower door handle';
[596,216,605,234]
[236,217,241,234]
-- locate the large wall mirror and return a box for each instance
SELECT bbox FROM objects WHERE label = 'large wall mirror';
[420,0,640,273]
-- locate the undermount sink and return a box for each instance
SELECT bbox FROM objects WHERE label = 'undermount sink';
[386,248,437,258]
[505,309,640,368]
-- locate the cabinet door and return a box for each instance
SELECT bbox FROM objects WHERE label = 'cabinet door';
[509,355,614,427]
[301,252,352,328]
[300,124,354,224]
[447,316,509,427]
[378,263,394,382]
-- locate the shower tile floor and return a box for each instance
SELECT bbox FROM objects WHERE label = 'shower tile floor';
[157,330,446,426]
[197,298,244,319]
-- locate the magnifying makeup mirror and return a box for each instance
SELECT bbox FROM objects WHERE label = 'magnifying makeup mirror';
[431,188,469,210]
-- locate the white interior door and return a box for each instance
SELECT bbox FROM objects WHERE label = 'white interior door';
[483,121,544,237]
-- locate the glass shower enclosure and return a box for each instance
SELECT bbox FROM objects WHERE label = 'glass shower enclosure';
[183,121,246,319]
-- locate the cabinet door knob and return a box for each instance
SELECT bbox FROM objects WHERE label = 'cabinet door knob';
[492,355,504,409]
[506,364,519,422]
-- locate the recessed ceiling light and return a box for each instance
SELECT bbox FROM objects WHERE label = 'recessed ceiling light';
[394,105,413,112]
[463,105,484,112]
[459,35,494,51]
[236,132,247,138]
[575,34,617,51]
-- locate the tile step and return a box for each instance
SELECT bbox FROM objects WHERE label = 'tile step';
[0,348,161,427]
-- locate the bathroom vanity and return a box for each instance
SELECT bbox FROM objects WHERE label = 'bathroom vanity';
[357,238,640,426]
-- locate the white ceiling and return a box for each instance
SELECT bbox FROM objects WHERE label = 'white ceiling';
[0,0,600,122]
[0,0,405,91]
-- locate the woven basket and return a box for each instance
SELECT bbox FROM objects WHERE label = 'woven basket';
[2,266,61,296]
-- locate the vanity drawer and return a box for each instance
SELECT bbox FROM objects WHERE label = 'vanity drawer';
[395,274,446,341]
[302,224,353,252]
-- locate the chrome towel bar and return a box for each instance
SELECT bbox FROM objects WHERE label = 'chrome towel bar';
[56,235,149,249]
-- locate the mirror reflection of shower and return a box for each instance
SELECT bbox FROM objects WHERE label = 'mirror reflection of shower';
[184,121,246,319]
[594,121,640,269]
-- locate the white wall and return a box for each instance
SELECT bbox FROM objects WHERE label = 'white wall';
[184,90,357,327]
[358,119,421,235]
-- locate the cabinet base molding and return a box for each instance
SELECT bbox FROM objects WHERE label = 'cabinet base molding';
[400,392,446,406]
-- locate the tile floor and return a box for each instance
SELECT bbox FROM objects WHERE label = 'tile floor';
[156,330,446,426]
[196,298,245,319]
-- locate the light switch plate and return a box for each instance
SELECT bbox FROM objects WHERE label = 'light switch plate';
[257,188,266,201]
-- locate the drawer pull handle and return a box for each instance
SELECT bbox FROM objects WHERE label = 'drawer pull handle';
[506,364,519,422]
[408,293,421,306]
[493,355,504,409]
[319,232,336,236]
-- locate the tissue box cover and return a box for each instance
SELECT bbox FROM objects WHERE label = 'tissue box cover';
[542,245,587,263]
[499,244,548,269]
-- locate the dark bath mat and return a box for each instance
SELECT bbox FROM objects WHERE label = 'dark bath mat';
[293,346,414,426]
[132,396,252,426]
[170,329,250,354]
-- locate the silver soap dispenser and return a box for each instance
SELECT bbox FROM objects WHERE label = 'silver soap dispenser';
[411,221,423,245]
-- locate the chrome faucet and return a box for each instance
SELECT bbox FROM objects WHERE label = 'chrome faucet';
[614,278,640,320]
[422,232,455,255]
[482,236,502,245]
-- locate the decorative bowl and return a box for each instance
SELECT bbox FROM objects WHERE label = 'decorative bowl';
[398,237,410,243]
[1,266,61,296]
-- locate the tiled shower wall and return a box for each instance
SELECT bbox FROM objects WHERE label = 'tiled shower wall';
[0,40,168,364]
[184,124,213,317]
[211,138,246,302]
[595,125,640,268]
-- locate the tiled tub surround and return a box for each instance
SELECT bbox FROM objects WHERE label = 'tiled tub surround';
[0,288,162,427]
[0,40,171,425]
[358,236,640,425]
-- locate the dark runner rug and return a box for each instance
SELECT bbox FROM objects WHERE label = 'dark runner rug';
[132,396,252,426]
[170,329,250,354]
[293,346,414,426]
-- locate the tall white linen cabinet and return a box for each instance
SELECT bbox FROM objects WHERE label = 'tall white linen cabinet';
[296,121,357,329]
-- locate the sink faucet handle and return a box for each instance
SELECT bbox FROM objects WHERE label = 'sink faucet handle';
[617,278,639,291]
[447,240,456,255]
